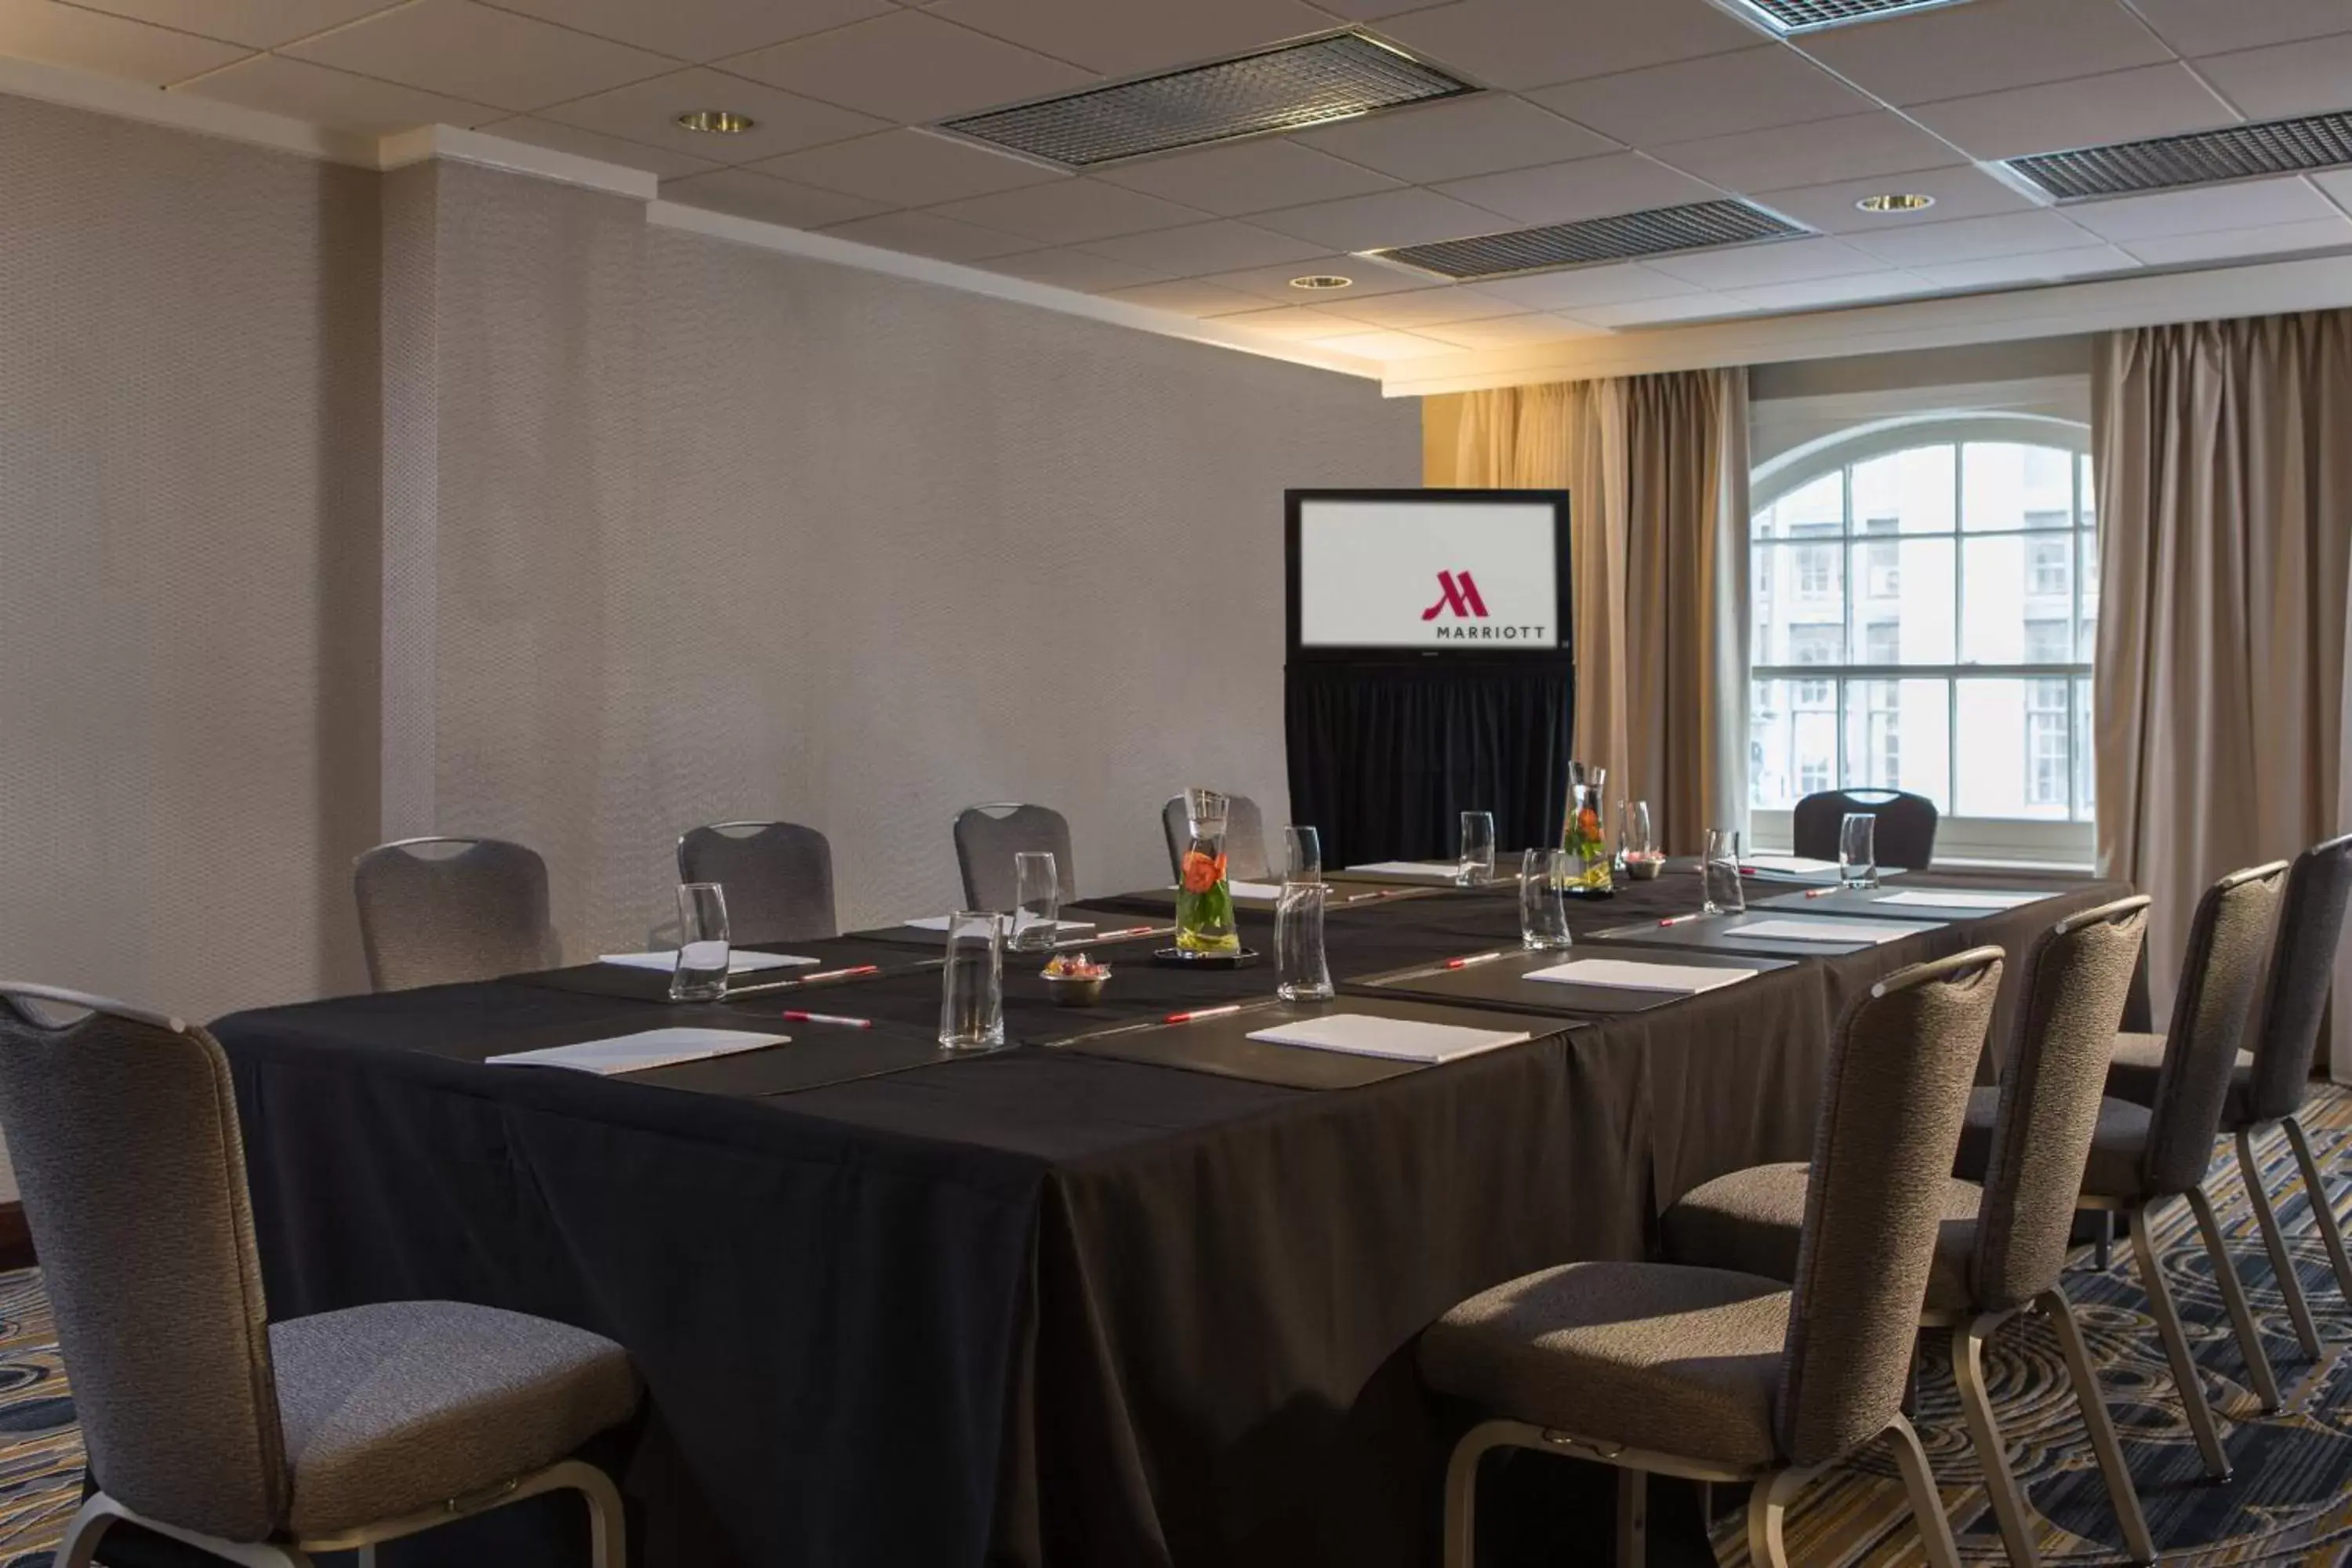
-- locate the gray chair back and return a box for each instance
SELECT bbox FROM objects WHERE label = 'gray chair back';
[1791,788,1940,869]
[1161,793,1272,884]
[2143,861,2289,1193]
[677,821,838,943]
[354,837,561,992]
[2245,832,2352,1123]
[953,804,1073,911]
[1971,896,2152,1310]
[0,986,289,1540]
[1776,946,2005,1468]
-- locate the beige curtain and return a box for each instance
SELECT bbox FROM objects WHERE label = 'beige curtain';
[1439,368,1750,851]
[2093,310,2352,1076]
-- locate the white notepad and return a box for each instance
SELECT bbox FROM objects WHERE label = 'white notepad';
[902,914,1093,934]
[597,950,816,973]
[1524,958,1757,993]
[1246,1014,1530,1063]
[1228,880,1286,900]
[1743,853,1841,875]
[1737,918,1915,945]
[1875,890,2042,910]
[487,1028,788,1076]
[1344,860,1465,878]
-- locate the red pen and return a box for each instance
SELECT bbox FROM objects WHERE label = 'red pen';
[1094,926,1160,941]
[1658,913,1708,927]
[781,1010,872,1029]
[1164,1004,1245,1025]
[1445,950,1506,970]
[794,964,880,984]
[1802,887,1839,899]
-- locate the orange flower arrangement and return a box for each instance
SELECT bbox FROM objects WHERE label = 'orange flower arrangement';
[1180,849,1229,895]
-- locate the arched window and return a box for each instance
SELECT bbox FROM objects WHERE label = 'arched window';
[1749,416,2095,847]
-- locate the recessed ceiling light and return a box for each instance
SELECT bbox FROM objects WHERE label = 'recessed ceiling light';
[1856,192,1936,214]
[1290,274,1354,291]
[676,109,756,135]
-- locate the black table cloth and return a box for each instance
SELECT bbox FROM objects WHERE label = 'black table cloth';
[203,866,2122,1568]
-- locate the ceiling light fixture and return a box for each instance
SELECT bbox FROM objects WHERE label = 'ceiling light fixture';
[1290,274,1355,291]
[676,109,756,135]
[1856,192,1936,213]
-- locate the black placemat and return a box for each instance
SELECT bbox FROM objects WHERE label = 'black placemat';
[1051,997,1574,1089]
[1351,943,1795,1016]
[569,1024,971,1097]
[1753,884,2061,922]
[1588,909,1945,956]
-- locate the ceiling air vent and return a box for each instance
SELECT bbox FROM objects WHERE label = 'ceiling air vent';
[937,32,1473,168]
[2005,111,2352,201]
[1715,0,1979,33]
[1370,199,1809,283]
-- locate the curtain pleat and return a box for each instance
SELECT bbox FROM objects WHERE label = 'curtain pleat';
[2093,310,2352,1075]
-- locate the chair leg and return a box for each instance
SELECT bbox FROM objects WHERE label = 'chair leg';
[2238,1127,2323,1358]
[56,1495,118,1568]
[1951,1319,2039,1567]
[2093,1210,2114,1272]
[1744,1467,1804,1568]
[2040,1286,2156,1565]
[2185,1183,2283,1411]
[2284,1114,2352,1309]
[2129,1202,2233,1480]
[1439,1422,1515,1568]
[564,1460,628,1568]
[1617,1467,1648,1568]
[1886,1412,1962,1568]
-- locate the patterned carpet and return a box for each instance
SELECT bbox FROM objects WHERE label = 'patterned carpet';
[4,1095,2352,1566]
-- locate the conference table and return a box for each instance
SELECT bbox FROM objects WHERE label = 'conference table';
[208,861,2122,1568]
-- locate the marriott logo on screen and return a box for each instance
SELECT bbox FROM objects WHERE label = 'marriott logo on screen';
[1419,570,1546,641]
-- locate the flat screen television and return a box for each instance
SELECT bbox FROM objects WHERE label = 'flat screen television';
[1286,488,1572,659]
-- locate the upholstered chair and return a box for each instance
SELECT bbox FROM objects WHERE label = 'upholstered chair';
[353,837,561,992]
[953,803,1075,910]
[1665,897,2156,1566]
[1419,947,2005,1568]
[0,985,639,1568]
[1161,793,1272,883]
[677,820,838,943]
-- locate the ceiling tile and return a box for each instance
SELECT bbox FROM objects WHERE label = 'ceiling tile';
[1094,139,1403,216]
[1310,285,1522,327]
[175,52,499,129]
[1751,165,2039,234]
[2318,169,2352,211]
[1478,261,1703,309]
[1211,304,1381,336]
[2120,0,2352,59]
[1568,292,1747,326]
[1245,185,1508,249]
[980,247,1174,290]
[1652,111,1962,191]
[661,168,891,228]
[927,0,1334,77]
[753,129,1065,206]
[1911,62,2239,161]
[1304,328,1461,359]
[481,0,891,62]
[927,179,1210,243]
[1844,209,2108,265]
[2192,32,2352,121]
[0,0,247,85]
[1098,278,1276,314]
[60,0,396,49]
[1910,245,2141,289]
[1528,45,1872,146]
[285,0,671,111]
[1413,311,1602,347]
[539,67,887,163]
[1302,0,1459,18]
[1791,0,2174,108]
[818,208,1037,260]
[1729,272,1934,311]
[1197,253,1432,301]
[1435,151,1722,225]
[1080,218,1324,273]
[720,11,1094,124]
[2120,214,2352,264]
[1377,0,1764,92]
[2063,175,2339,239]
[1294,94,1617,183]
[1646,236,1886,288]
[480,115,721,177]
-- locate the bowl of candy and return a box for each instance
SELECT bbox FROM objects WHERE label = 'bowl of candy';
[1040,952,1109,1006]
[1622,851,1668,881]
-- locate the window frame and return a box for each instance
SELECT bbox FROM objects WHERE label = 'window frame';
[1748,413,2096,866]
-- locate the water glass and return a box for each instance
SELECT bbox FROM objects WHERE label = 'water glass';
[938,911,1005,1051]
[1519,848,1573,950]
[1620,800,1663,880]
[670,883,731,1003]
[1458,810,1497,886]
[1275,880,1334,1002]
[1283,824,1323,884]
[1838,812,1878,890]
[1702,829,1745,916]
[1011,850,1060,950]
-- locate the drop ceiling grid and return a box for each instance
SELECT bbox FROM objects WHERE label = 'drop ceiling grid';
[12,0,2351,358]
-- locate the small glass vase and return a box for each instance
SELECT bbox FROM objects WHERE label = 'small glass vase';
[1562,763,1613,896]
[1175,786,1241,954]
